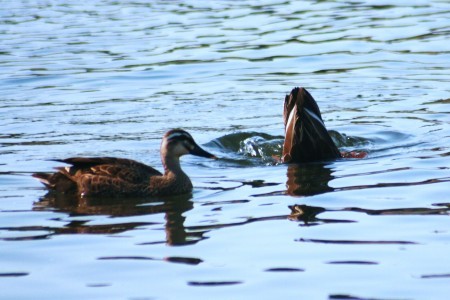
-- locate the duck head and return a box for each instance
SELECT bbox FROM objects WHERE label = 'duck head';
[282,87,341,163]
[162,129,217,159]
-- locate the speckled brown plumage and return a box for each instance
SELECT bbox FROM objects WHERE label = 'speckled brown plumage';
[33,129,216,197]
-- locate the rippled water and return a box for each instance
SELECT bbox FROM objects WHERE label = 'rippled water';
[1,1,450,299]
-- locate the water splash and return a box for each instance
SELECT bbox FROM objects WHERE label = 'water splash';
[238,135,283,165]
[208,131,372,166]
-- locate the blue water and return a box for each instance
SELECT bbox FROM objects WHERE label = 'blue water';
[1,1,449,299]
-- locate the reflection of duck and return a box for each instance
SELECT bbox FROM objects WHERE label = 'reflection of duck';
[34,192,198,245]
[286,164,334,196]
[34,192,192,218]
[288,204,326,224]
[33,129,216,197]
[282,87,342,163]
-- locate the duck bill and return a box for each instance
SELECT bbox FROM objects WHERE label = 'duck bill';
[190,143,217,159]
[282,87,341,163]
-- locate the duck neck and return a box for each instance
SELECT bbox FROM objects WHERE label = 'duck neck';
[162,153,187,179]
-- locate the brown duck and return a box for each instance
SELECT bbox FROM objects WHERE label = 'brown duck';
[282,87,366,163]
[33,129,217,197]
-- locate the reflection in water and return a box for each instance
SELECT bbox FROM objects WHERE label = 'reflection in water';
[297,238,417,245]
[98,256,203,266]
[0,272,29,278]
[288,204,355,225]
[285,163,450,197]
[289,202,448,245]
[286,163,334,196]
[25,161,448,245]
[188,281,243,287]
[289,203,450,227]
[289,204,325,224]
[32,192,197,245]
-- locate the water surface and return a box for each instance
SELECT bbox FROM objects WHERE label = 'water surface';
[1,1,449,299]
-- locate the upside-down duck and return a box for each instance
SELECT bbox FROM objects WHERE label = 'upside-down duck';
[33,129,216,197]
[282,87,365,163]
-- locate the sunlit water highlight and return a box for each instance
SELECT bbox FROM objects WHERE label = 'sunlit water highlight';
[1,1,449,299]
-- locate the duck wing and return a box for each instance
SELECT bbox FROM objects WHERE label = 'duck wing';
[33,157,163,195]
[57,157,163,184]
[282,87,341,163]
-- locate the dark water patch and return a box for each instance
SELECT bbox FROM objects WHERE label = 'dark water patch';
[335,177,450,193]
[250,190,287,197]
[241,179,280,188]
[423,98,450,106]
[1,234,49,241]
[201,199,250,206]
[186,214,286,232]
[345,206,450,216]
[297,238,417,245]
[86,283,111,288]
[420,273,450,279]
[329,294,402,300]
[327,261,378,265]
[57,222,156,235]
[0,226,52,241]
[200,179,280,192]
[219,179,280,188]
[265,267,305,272]
[313,68,353,74]
[54,223,146,236]
[187,281,243,287]
[98,256,203,265]
[99,256,155,261]
[136,241,166,246]
[0,272,29,277]
[416,150,450,159]
[335,167,412,178]
[1,221,157,238]
[289,204,450,227]
[164,256,203,265]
